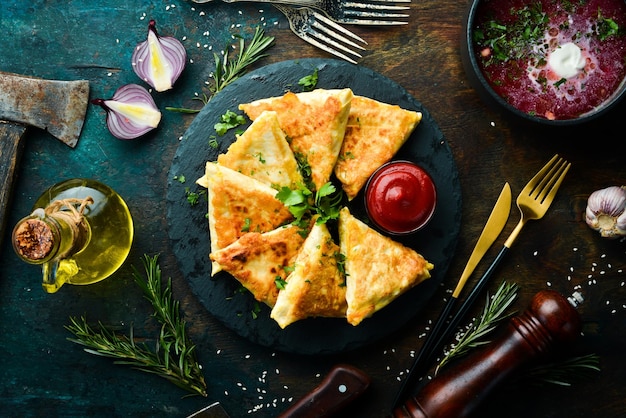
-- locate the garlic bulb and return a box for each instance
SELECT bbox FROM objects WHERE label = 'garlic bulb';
[585,186,626,238]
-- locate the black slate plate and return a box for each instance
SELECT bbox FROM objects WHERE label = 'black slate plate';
[166,59,462,355]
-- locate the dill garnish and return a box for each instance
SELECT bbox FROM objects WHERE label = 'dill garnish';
[474,3,549,65]
[65,255,207,397]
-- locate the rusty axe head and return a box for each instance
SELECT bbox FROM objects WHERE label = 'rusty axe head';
[0,71,89,147]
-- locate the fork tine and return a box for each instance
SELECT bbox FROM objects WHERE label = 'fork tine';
[536,158,571,204]
[347,2,410,11]
[522,154,559,196]
[339,5,409,25]
[353,0,412,3]
[344,10,410,18]
[299,33,360,63]
[308,20,365,55]
[275,5,366,64]
[337,17,408,25]
[312,11,368,45]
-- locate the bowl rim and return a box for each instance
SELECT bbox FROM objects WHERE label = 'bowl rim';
[461,0,626,126]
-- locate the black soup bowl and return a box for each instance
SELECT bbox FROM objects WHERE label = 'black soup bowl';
[461,0,626,126]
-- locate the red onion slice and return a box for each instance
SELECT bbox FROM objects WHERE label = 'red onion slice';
[132,20,187,92]
[92,84,162,140]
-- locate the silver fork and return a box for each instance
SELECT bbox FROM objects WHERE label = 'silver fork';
[274,5,367,64]
[191,0,410,25]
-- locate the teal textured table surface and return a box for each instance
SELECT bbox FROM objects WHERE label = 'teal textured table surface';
[0,2,287,416]
[2,1,626,418]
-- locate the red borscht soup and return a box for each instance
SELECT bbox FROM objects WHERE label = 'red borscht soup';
[472,0,626,121]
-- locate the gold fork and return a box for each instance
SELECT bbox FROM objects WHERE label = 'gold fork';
[392,154,571,410]
[504,154,571,248]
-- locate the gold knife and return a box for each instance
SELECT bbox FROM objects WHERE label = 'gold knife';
[391,182,512,410]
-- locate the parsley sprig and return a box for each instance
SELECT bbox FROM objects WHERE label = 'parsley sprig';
[65,255,207,397]
[276,182,344,227]
[214,109,246,136]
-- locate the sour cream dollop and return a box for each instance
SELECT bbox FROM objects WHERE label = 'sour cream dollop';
[548,42,586,78]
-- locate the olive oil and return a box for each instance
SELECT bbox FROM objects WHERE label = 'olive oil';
[12,179,133,293]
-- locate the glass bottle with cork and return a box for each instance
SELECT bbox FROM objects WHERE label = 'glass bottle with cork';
[12,178,133,293]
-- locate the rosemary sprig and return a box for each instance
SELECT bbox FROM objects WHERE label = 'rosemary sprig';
[434,282,601,386]
[523,353,601,386]
[435,281,519,374]
[211,26,275,94]
[166,27,274,113]
[65,254,207,397]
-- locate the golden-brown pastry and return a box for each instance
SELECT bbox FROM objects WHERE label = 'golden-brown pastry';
[239,88,353,191]
[271,221,347,328]
[335,96,422,200]
[338,207,433,326]
[196,162,293,275]
[217,110,303,189]
[210,224,307,307]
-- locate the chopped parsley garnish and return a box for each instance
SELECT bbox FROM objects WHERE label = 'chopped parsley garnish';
[184,187,206,206]
[214,110,246,136]
[298,68,319,92]
[597,14,620,41]
[275,276,288,290]
[241,218,251,232]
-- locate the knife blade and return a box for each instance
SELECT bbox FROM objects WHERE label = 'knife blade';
[391,182,512,409]
[187,402,230,418]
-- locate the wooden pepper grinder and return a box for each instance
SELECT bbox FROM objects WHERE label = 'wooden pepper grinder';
[392,289,583,418]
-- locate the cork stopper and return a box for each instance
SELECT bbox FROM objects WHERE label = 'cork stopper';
[13,218,57,261]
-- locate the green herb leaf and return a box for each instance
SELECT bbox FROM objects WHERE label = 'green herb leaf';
[185,187,206,206]
[211,26,275,94]
[523,354,601,386]
[298,68,319,92]
[276,182,344,227]
[436,281,519,374]
[597,16,620,41]
[275,276,288,290]
[476,4,549,65]
[214,110,246,136]
[65,255,207,397]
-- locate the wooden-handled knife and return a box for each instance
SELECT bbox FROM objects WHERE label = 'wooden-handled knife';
[187,364,370,418]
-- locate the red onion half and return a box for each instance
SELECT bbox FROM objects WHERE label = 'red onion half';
[91,84,162,140]
[132,20,187,92]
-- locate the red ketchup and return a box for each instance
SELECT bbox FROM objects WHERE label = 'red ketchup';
[365,161,436,235]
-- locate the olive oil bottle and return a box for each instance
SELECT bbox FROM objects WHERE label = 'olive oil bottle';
[12,178,133,293]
